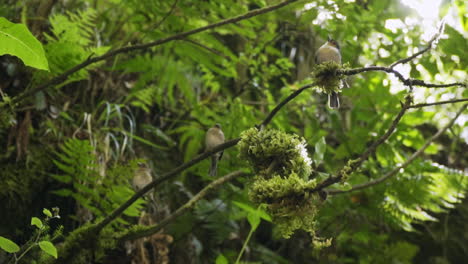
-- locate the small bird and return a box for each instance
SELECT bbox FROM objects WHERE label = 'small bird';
[132,162,160,214]
[132,162,153,191]
[205,124,225,177]
[315,36,346,109]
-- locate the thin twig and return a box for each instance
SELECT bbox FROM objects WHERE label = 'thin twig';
[120,170,247,241]
[260,84,315,127]
[310,96,413,192]
[8,0,298,106]
[328,104,467,195]
[340,67,466,89]
[389,21,445,69]
[409,98,468,108]
[152,0,179,31]
[408,79,466,88]
[183,38,231,60]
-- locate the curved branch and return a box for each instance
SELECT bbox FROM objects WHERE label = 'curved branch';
[310,95,413,192]
[120,170,247,241]
[389,21,445,69]
[95,138,240,230]
[341,66,466,89]
[8,0,299,106]
[328,103,467,195]
[95,81,315,231]
[260,83,314,127]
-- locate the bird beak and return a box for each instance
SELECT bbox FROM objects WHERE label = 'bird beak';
[327,35,332,41]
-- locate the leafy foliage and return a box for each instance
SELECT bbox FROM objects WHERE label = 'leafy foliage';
[52,139,145,222]
[38,8,109,85]
[0,0,467,263]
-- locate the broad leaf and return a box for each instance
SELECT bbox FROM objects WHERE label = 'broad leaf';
[0,236,20,253]
[39,241,58,259]
[31,217,43,229]
[0,17,49,70]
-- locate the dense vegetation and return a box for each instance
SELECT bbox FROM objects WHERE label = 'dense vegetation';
[0,0,467,263]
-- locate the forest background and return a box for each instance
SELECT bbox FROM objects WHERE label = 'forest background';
[0,0,467,263]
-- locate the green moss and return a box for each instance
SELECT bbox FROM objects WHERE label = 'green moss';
[249,173,319,239]
[249,173,316,204]
[340,158,360,183]
[239,128,326,241]
[238,128,312,179]
[310,61,346,94]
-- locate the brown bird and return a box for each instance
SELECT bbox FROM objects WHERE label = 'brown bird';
[205,124,225,177]
[315,36,346,108]
[132,162,153,191]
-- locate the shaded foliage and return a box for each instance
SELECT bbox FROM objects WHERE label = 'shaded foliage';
[0,0,467,263]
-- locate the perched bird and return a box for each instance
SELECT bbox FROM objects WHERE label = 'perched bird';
[132,162,157,213]
[132,162,153,191]
[315,36,346,109]
[205,124,225,177]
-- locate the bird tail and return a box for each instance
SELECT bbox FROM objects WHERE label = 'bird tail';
[342,79,350,89]
[328,92,340,109]
[209,155,218,177]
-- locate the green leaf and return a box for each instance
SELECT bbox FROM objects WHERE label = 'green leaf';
[313,136,326,165]
[31,217,43,229]
[0,17,49,70]
[39,241,58,259]
[0,236,20,253]
[247,213,261,230]
[43,208,53,217]
[215,253,229,264]
[232,201,271,222]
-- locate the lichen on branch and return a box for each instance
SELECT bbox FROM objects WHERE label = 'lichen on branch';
[238,128,329,247]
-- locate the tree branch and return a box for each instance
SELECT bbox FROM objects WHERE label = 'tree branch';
[328,103,467,195]
[259,84,315,127]
[119,170,247,241]
[95,138,241,230]
[389,21,445,69]
[340,66,466,89]
[409,98,468,108]
[310,95,413,192]
[183,38,231,60]
[8,0,299,106]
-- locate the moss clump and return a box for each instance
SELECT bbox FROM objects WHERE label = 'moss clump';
[238,128,312,179]
[239,128,326,242]
[311,61,344,94]
[250,173,318,239]
[249,173,316,204]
